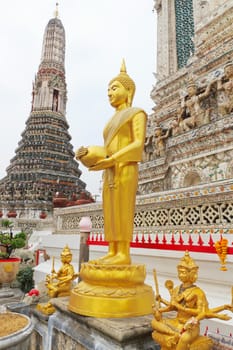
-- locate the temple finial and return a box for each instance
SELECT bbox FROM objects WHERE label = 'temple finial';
[120,59,127,74]
[54,3,59,18]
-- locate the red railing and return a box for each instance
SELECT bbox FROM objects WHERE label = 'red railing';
[204,325,232,337]
[87,231,233,254]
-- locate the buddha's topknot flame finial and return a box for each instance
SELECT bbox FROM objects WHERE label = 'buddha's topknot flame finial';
[120,58,127,74]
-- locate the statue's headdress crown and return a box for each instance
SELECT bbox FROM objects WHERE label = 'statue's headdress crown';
[187,75,196,89]
[109,59,136,99]
[177,251,198,270]
[61,245,72,256]
[154,123,161,131]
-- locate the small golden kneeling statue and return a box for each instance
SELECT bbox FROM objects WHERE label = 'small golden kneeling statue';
[37,245,78,315]
[45,245,78,298]
[151,251,233,350]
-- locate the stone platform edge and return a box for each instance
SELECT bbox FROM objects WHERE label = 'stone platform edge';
[50,297,154,343]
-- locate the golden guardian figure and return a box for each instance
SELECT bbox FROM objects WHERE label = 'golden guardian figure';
[45,245,77,298]
[68,61,154,317]
[151,251,233,350]
[37,245,78,315]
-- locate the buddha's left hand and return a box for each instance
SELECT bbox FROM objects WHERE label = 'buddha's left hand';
[89,157,115,170]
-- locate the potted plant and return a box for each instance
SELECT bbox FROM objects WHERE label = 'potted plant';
[39,210,47,219]
[0,219,27,259]
[16,266,35,294]
[0,219,27,287]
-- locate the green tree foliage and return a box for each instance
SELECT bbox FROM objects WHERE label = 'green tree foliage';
[0,219,27,258]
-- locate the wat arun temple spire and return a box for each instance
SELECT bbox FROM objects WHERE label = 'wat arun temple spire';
[33,12,66,114]
[0,10,91,220]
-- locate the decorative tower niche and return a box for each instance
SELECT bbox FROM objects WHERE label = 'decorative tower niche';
[155,0,195,79]
[0,10,90,220]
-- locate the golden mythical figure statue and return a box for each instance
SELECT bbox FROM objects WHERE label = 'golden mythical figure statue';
[45,245,77,298]
[37,245,78,315]
[69,61,154,317]
[76,60,147,265]
[151,251,233,350]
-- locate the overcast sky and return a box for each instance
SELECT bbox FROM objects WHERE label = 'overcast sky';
[0,1,156,198]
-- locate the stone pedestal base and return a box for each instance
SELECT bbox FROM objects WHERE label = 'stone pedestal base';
[68,262,154,317]
[32,297,159,350]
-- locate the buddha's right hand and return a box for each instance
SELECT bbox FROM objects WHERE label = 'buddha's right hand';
[76,146,88,160]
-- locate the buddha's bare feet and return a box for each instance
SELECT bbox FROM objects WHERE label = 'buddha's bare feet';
[88,259,99,265]
[99,252,115,261]
[101,253,131,265]
[88,252,115,265]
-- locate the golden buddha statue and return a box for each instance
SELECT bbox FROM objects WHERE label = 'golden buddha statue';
[69,61,154,317]
[151,251,233,350]
[76,60,146,265]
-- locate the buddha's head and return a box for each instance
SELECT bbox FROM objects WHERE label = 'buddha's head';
[108,60,136,109]
[177,251,199,284]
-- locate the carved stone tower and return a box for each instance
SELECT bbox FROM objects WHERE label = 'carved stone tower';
[139,0,233,194]
[0,10,89,220]
[137,0,233,236]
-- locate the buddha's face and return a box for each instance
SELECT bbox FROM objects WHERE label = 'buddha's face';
[108,80,129,109]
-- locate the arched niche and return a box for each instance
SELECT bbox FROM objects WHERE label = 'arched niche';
[183,170,201,187]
